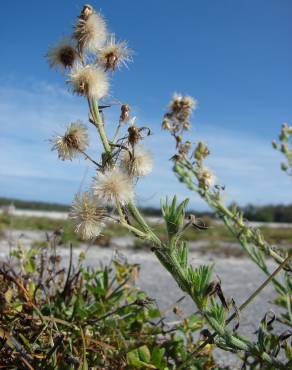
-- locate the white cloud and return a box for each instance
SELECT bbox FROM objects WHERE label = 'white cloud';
[0,80,291,209]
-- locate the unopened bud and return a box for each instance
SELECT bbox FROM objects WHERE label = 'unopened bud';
[271,140,278,150]
[120,104,130,123]
[176,135,182,145]
[281,143,289,154]
[80,4,94,19]
[194,142,210,160]
[279,129,289,142]
[162,119,171,130]
[128,125,141,146]
[281,162,288,172]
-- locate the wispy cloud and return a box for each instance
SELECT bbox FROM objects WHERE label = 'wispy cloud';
[0,80,291,209]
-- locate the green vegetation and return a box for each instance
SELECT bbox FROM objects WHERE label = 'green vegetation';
[0,241,220,369]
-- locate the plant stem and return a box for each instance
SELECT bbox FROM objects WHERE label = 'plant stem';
[79,150,101,168]
[112,122,122,143]
[128,201,162,246]
[87,98,161,246]
[178,252,292,369]
[88,98,112,157]
[177,160,289,269]
[228,252,291,324]
[115,200,148,238]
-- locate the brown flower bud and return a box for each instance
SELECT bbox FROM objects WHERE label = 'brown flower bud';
[80,4,94,20]
[120,104,130,123]
[128,125,142,146]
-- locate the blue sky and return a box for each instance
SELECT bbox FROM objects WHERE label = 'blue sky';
[1,0,292,209]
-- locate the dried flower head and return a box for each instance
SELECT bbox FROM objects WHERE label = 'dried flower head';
[97,34,132,71]
[198,168,215,189]
[69,192,106,240]
[120,104,130,123]
[128,125,143,147]
[74,7,107,53]
[47,38,78,70]
[163,94,198,133]
[170,94,197,114]
[69,64,109,100]
[51,121,89,160]
[178,140,192,157]
[121,146,153,177]
[170,94,197,124]
[92,167,134,205]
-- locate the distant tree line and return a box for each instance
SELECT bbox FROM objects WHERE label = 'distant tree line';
[0,198,69,212]
[240,204,292,223]
[1,198,292,223]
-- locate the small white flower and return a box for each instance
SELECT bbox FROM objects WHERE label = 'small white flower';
[47,38,78,70]
[121,146,153,177]
[92,167,134,205]
[69,192,106,240]
[199,167,216,188]
[97,34,133,71]
[74,10,107,53]
[69,63,109,100]
[51,121,89,160]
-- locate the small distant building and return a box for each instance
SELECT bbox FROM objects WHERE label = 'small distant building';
[1,203,16,215]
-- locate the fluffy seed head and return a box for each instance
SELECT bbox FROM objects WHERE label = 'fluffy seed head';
[74,9,107,53]
[69,64,109,100]
[51,121,89,160]
[47,38,78,70]
[69,192,106,240]
[92,167,134,205]
[121,146,153,177]
[97,34,132,71]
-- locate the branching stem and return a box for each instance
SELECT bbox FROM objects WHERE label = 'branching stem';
[177,252,292,369]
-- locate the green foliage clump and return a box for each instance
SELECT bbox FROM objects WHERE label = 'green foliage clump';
[0,238,223,369]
